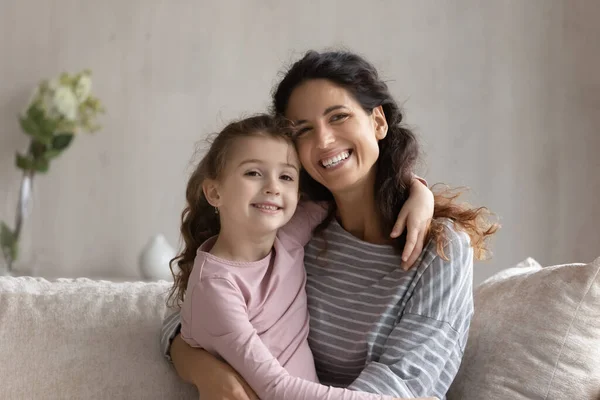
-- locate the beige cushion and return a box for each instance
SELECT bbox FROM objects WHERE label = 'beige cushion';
[448,257,600,400]
[0,277,196,400]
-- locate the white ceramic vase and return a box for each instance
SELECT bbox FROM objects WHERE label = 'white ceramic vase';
[139,234,177,281]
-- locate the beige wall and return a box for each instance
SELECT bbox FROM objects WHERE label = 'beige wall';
[1,0,598,283]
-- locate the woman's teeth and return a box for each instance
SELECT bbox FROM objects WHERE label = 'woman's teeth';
[321,151,350,168]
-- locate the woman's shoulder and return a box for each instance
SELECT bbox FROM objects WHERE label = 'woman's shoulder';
[419,218,473,275]
[430,217,471,249]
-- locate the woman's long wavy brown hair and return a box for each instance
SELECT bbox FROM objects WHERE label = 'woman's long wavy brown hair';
[167,114,296,307]
[272,50,499,259]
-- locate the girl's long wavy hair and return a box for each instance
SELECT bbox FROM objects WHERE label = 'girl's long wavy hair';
[272,50,499,259]
[167,114,296,307]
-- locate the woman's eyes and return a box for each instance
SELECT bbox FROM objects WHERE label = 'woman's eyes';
[330,113,349,122]
[295,127,311,137]
[295,113,350,137]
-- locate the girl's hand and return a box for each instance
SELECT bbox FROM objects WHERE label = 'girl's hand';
[390,177,434,270]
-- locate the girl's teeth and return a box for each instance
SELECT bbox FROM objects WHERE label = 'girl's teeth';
[255,204,278,210]
[321,151,350,168]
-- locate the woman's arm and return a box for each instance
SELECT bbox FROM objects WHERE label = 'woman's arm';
[390,177,434,270]
[170,334,259,400]
[186,277,400,400]
[349,224,473,398]
[160,311,258,400]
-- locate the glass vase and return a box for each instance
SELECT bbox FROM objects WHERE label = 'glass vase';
[1,172,37,276]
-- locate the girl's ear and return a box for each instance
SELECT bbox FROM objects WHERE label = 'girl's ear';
[202,179,221,207]
[372,105,388,140]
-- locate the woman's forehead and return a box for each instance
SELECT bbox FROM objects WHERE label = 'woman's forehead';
[285,79,356,121]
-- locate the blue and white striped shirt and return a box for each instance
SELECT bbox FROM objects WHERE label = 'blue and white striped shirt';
[161,218,473,399]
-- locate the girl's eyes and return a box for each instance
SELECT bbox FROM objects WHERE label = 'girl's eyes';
[244,171,295,181]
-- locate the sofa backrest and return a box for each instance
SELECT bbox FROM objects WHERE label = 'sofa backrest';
[0,277,196,400]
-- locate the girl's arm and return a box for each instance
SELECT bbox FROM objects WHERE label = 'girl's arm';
[284,176,433,265]
[391,177,434,270]
[278,200,329,247]
[184,277,400,400]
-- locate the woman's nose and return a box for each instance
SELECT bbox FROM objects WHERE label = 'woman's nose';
[315,125,335,149]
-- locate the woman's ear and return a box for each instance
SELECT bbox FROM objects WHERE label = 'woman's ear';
[202,179,221,207]
[372,105,388,140]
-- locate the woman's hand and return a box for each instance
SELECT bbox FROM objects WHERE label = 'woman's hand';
[170,334,258,400]
[390,177,434,270]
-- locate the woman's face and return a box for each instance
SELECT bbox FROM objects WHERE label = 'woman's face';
[285,79,388,195]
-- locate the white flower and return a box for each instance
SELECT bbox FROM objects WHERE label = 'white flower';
[40,79,60,118]
[52,85,78,121]
[74,75,92,102]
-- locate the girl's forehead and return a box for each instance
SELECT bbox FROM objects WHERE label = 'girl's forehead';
[228,135,299,167]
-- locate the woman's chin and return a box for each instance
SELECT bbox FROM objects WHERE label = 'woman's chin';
[319,168,376,196]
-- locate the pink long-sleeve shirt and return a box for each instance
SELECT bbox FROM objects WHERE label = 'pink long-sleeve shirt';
[180,202,394,400]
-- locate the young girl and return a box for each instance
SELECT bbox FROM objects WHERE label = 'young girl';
[169,114,437,400]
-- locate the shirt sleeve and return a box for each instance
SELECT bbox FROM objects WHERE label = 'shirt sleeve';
[279,201,329,247]
[184,277,394,400]
[348,225,474,398]
[160,309,182,362]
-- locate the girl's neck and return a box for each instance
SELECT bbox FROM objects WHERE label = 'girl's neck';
[331,171,390,245]
[209,225,277,263]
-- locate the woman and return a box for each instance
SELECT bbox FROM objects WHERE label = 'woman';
[161,50,497,399]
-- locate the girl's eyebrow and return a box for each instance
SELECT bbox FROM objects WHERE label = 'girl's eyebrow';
[294,105,348,125]
[238,159,299,172]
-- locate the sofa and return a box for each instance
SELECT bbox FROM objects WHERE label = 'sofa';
[1,257,598,400]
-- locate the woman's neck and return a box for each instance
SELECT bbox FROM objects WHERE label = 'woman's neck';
[210,225,276,262]
[331,172,391,245]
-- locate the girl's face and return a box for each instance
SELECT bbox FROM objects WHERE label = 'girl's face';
[203,134,301,235]
[284,79,388,196]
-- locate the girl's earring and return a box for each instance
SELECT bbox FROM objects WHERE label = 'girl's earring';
[214,207,219,214]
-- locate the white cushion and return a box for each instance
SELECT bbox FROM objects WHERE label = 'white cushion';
[448,257,600,400]
[0,277,196,399]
